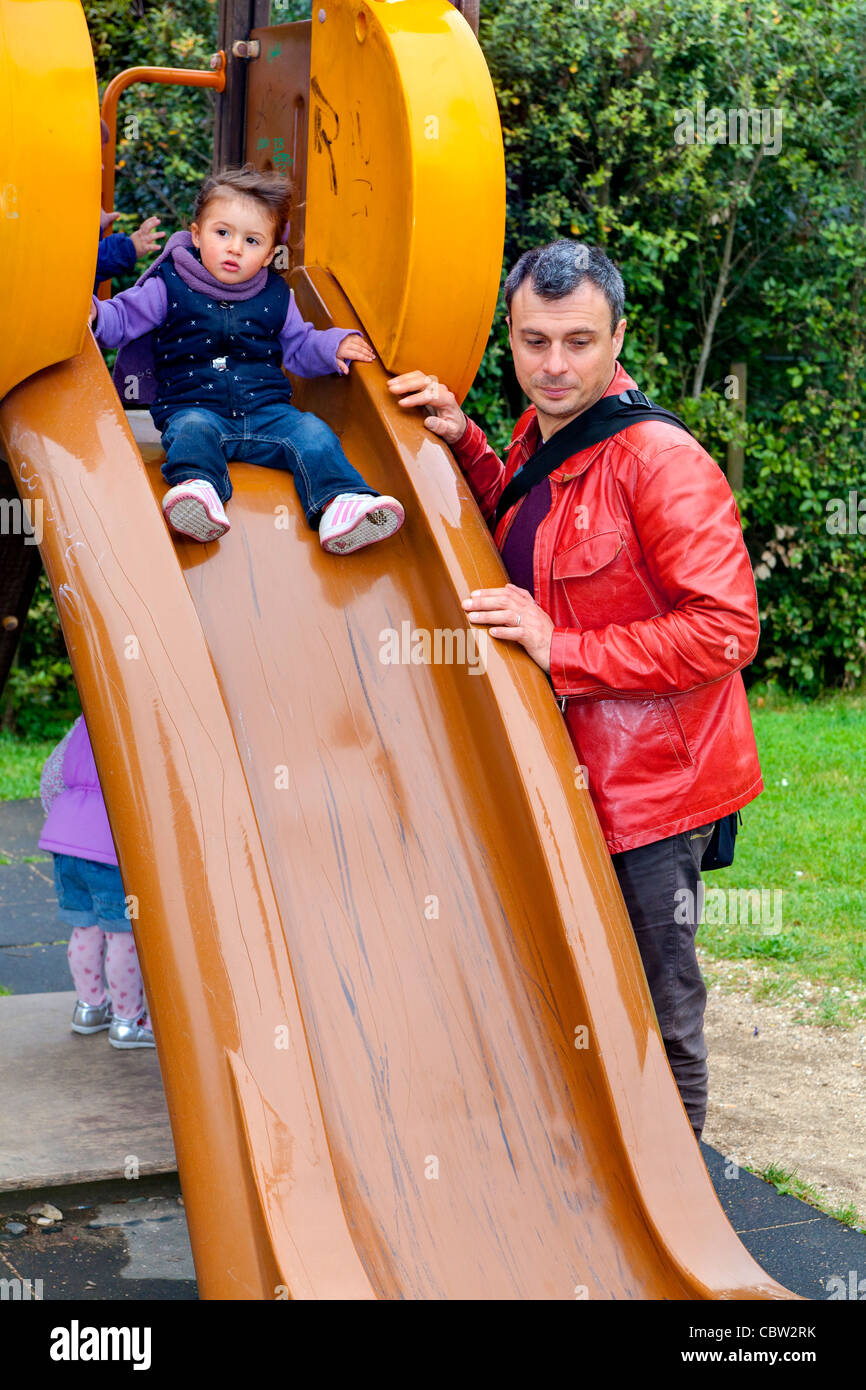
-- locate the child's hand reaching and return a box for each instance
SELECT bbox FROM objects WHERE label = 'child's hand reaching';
[130,216,164,260]
[336,333,376,376]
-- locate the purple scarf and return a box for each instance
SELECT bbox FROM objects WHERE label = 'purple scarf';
[113,230,269,404]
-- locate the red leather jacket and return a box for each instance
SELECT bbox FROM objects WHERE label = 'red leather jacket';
[453,361,763,853]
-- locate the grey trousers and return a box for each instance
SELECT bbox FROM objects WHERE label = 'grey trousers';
[610,821,715,1140]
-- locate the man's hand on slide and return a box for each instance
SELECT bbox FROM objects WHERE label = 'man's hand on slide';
[387,370,467,446]
[463,584,555,674]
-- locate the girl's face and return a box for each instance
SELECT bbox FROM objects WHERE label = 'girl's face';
[191,192,277,284]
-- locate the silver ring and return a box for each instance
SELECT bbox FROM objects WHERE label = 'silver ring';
[516,613,522,627]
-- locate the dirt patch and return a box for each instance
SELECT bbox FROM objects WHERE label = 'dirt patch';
[700,955,866,1222]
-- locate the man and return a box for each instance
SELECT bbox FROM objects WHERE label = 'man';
[388,241,763,1141]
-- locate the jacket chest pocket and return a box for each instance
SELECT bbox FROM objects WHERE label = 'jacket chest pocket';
[553,528,658,630]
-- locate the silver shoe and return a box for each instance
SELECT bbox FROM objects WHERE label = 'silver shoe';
[108,1017,155,1050]
[71,999,112,1034]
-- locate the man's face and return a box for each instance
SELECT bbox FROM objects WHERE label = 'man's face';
[507,280,626,439]
[191,193,276,285]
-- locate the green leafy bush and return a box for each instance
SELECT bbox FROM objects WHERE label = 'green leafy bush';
[465,0,866,694]
[1,575,80,740]
[85,0,221,290]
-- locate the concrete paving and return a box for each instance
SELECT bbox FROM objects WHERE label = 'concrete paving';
[0,991,176,1192]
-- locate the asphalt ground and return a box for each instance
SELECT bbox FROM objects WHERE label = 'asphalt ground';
[0,1175,196,1300]
[0,799,70,995]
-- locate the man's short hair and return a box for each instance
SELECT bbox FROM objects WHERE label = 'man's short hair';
[504,241,626,334]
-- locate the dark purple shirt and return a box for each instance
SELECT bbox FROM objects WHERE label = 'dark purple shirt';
[499,478,551,598]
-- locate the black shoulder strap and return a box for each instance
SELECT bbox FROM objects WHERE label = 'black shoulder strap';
[493,389,694,527]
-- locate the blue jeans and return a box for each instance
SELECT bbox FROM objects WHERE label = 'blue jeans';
[52,853,132,933]
[159,404,375,525]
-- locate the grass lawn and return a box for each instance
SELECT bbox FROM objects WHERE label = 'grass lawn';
[701,685,866,1024]
[0,732,55,802]
[758,1162,863,1231]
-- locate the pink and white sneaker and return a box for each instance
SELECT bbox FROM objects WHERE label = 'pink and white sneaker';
[162,479,230,542]
[319,492,404,555]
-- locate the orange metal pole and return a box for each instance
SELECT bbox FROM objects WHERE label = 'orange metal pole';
[98,53,226,297]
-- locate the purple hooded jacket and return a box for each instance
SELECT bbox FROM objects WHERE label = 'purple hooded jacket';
[38,716,118,867]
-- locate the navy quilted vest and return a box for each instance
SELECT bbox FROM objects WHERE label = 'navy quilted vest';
[150,258,293,427]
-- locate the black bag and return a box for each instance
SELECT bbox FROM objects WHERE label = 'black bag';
[701,811,743,871]
[493,388,694,527]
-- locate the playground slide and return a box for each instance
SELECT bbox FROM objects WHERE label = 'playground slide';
[0,266,795,1300]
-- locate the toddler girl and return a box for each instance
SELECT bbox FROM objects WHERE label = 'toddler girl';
[39,716,154,1049]
[89,164,404,553]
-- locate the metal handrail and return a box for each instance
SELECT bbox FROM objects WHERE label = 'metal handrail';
[98,52,227,295]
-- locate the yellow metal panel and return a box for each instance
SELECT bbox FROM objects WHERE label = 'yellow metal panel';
[0,0,99,399]
[305,0,504,402]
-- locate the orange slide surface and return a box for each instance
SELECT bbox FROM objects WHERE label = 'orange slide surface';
[0,266,795,1300]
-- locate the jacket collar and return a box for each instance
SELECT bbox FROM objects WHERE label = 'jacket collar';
[511,361,639,482]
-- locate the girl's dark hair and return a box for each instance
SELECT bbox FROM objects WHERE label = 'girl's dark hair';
[192,164,293,244]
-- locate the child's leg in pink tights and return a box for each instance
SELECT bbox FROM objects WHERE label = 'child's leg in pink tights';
[67,925,107,1004]
[104,932,151,1028]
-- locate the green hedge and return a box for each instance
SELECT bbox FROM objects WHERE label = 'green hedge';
[464,0,866,696]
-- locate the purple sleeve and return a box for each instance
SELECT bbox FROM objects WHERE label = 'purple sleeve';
[92,277,168,350]
[278,292,357,378]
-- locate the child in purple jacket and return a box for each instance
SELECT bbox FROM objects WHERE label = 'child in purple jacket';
[39,717,153,1050]
[89,164,404,554]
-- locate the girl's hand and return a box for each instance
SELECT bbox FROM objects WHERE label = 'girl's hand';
[462,584,555,673]
[336,333,376,375]
[130,216,163,259]
[88,301,97,327]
